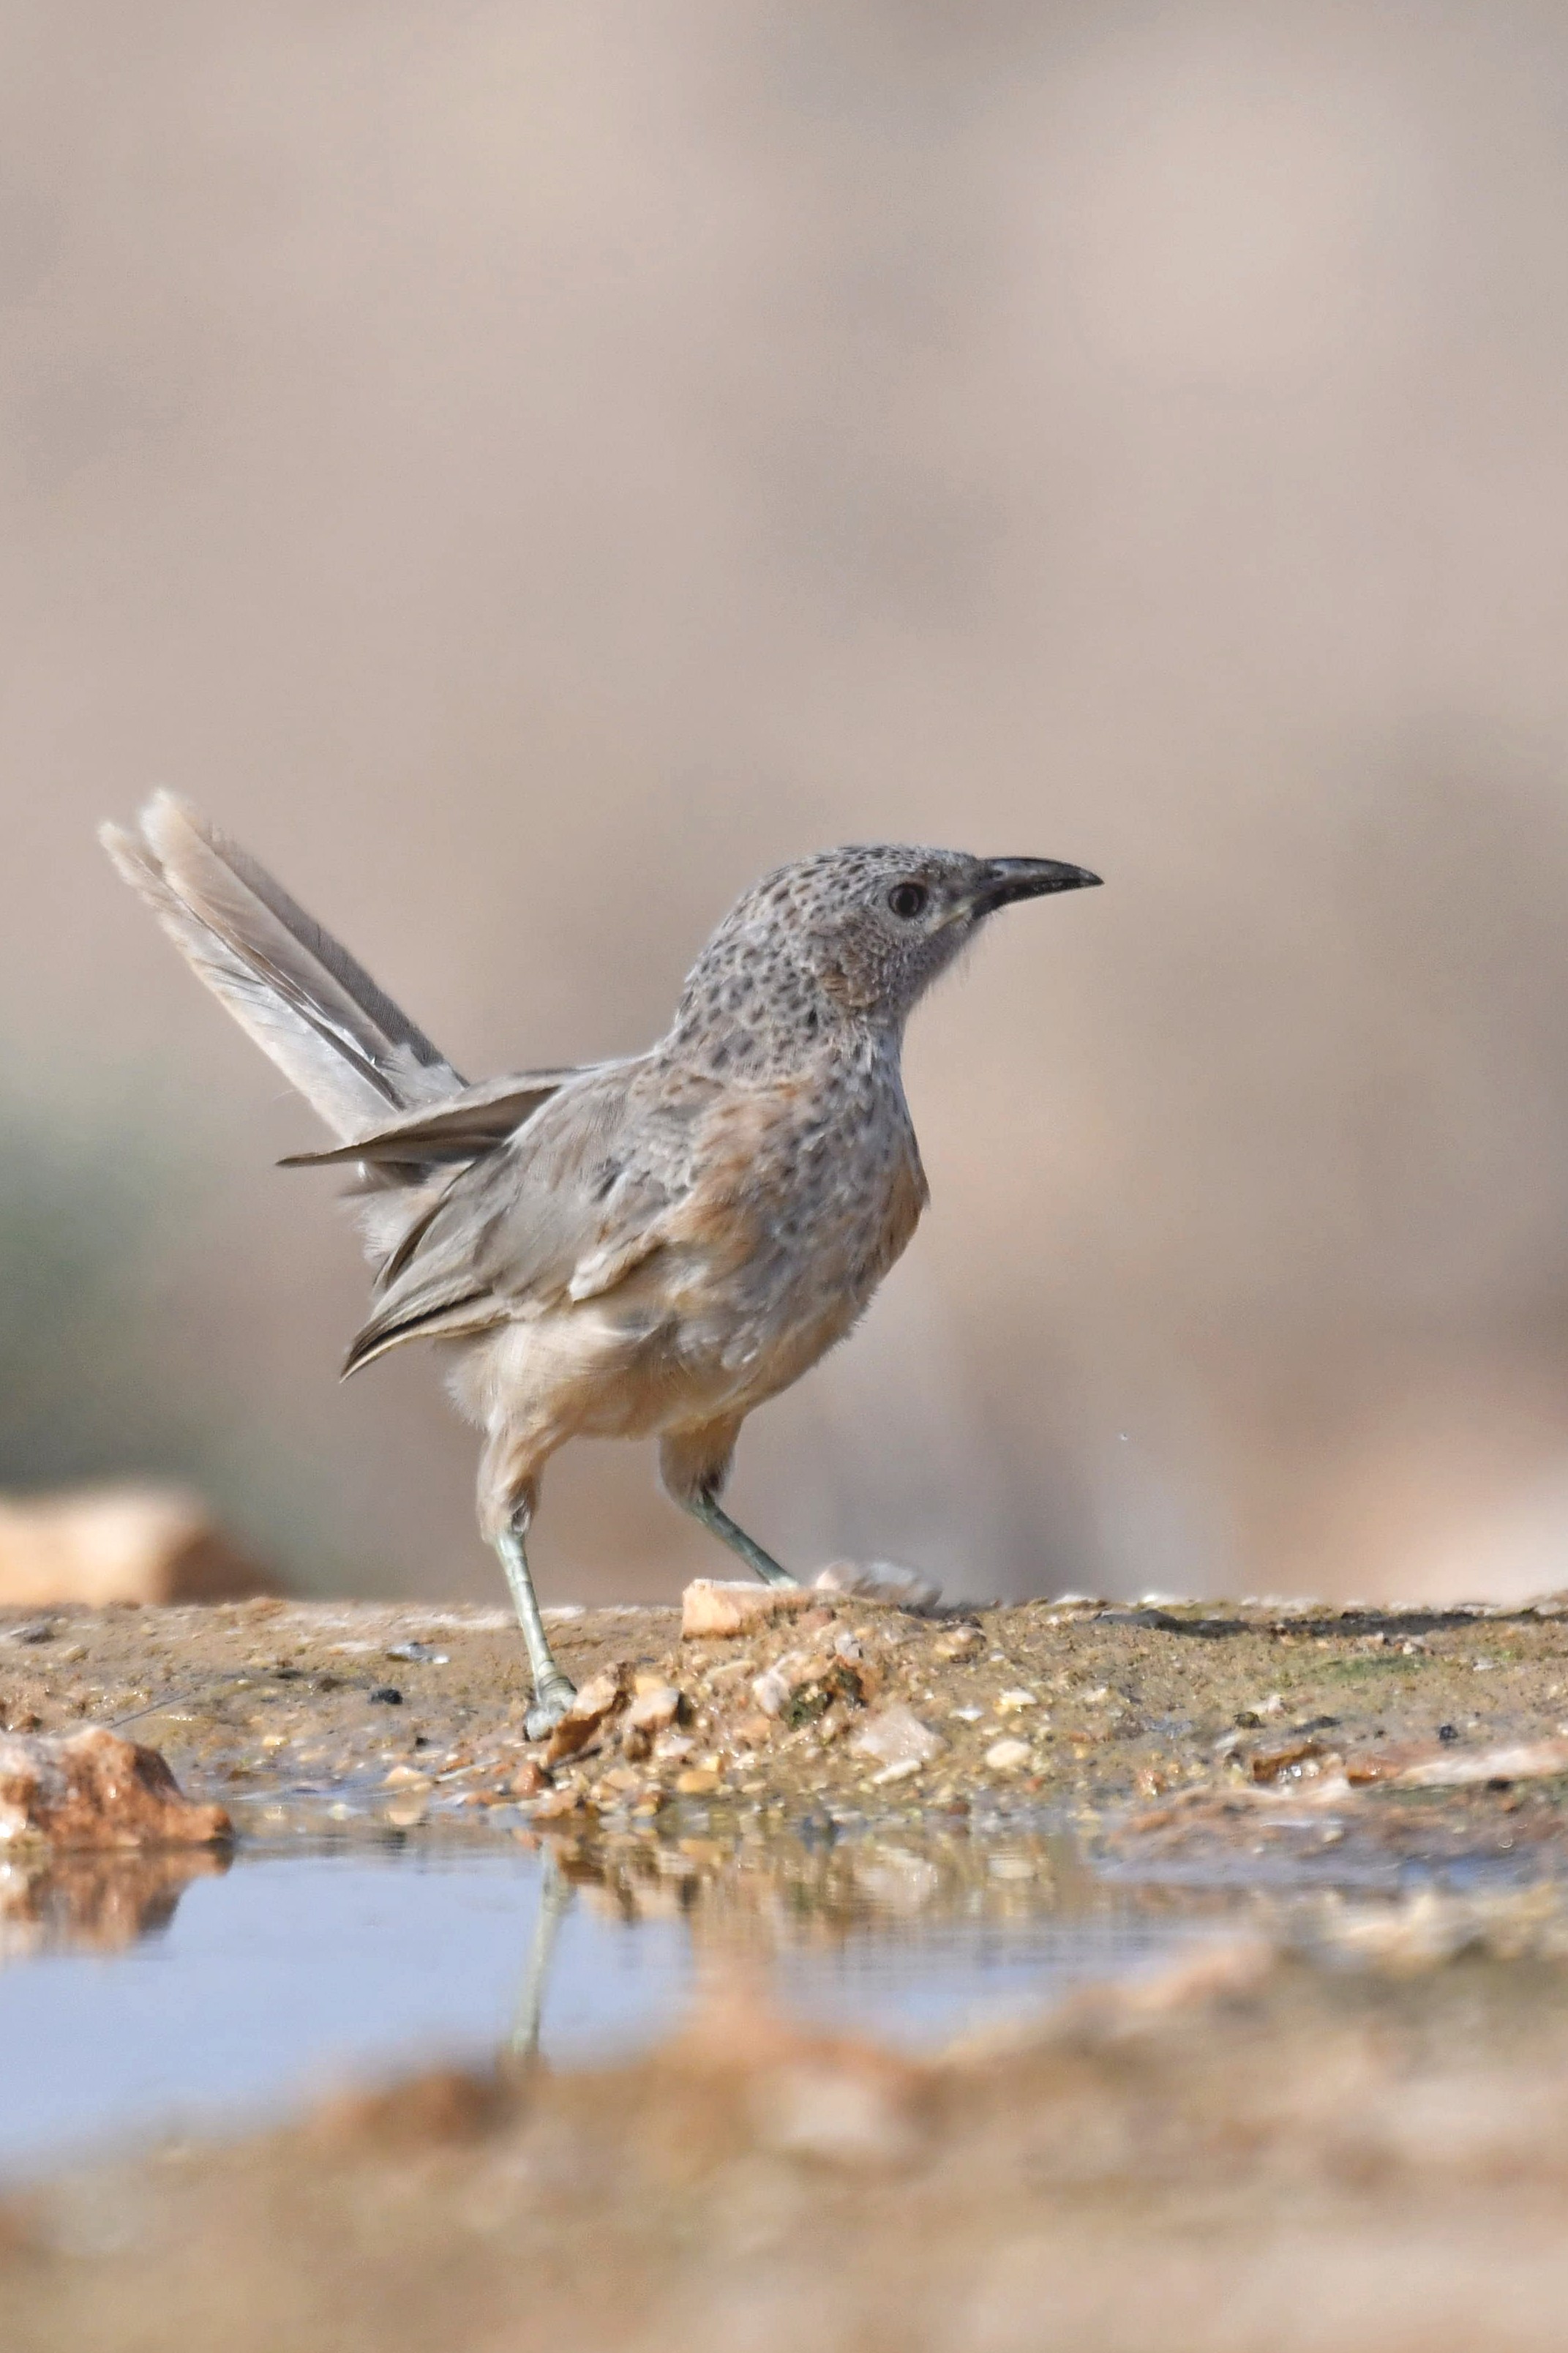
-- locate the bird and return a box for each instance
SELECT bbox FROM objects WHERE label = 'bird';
[100,796,1100,1733]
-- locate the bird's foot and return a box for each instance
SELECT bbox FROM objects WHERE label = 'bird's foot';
[525,1671,578,1743]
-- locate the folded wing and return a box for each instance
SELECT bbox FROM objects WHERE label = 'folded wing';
[341,1060,687,1373]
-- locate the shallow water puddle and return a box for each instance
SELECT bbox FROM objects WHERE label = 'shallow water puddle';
[0,1831,1248,2174]
[5,1803,1563,2179]
[0,1849,679,2172]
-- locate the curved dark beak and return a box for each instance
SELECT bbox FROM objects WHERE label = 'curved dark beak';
[972,856,1103,916]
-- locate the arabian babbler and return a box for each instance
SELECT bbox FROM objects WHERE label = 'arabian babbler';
[102,797,1100,1732]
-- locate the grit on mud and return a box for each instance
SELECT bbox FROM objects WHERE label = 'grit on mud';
[8,1586,1568,2351]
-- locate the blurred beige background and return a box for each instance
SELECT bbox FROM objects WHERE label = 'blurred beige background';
[5,0,1568,1607]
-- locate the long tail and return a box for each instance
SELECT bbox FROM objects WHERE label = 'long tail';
[100,793,464,1141]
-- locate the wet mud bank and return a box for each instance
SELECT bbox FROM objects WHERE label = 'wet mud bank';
[10,1593,1568,2349]
[5,1588,1568,1848]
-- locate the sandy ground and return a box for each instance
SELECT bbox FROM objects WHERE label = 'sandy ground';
[8,1591,1568,2349]
[4,1588,1568,1842]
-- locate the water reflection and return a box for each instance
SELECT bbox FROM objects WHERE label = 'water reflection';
[0,1815,1185,1972]
[0,1823,1237,2174]
[539,1819,1095,1934]
[0,1847,230,1963]
[506,1848,570,2067]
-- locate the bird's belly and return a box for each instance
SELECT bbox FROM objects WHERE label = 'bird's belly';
[449,1130,924,1445]
[449,1294,773,1446]
[661,1287,860,1426]
[584,1288,858,1437]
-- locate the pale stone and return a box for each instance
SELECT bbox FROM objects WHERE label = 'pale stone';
[0,1484,277,1607]
[934,1625,983,1659]
[983,1737,1031,1773]
[620,1683,683,1762]
[1392,1737,1568,1789]
[849,1704,945,1770]
[751,1642,858,1719]
[680,1581,817,1638]
[0,1728,230,1849]
[530,1785,596,1822]
[623,1684,684,1735]
[751,1653,814,1718]
[750,1665,789,1718]
[813,1560,942,1612]
[543,1666,630,1765]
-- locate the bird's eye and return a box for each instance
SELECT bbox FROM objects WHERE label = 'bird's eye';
[888,881,929,920]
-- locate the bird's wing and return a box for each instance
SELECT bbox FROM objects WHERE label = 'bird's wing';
[340,1059,705,1373]
[279,1069,594,1170]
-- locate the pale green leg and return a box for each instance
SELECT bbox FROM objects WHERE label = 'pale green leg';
[683,1488,800,1588]
[506,1848,571,2068]
[494,1523,577,1738]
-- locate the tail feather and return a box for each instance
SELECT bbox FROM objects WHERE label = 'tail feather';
[100,793,462,1142]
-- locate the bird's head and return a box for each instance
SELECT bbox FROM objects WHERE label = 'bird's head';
[671,845,1101,1069]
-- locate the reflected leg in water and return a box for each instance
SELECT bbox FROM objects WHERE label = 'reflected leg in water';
[506,1848,573,2068]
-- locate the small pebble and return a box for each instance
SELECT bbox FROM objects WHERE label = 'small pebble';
[849,1705,945,1770]
[531,1786,596,1822]
[933,1626,983,1660]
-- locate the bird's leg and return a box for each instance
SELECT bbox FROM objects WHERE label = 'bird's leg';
[683,1486,800,1588]
[493,1521,577,1738]
[659,1429,800,1589]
